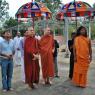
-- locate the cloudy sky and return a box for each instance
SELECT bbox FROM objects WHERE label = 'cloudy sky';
[6,0,95,17]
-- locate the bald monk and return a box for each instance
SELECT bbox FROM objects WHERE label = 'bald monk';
[39,27,55,85]
[24,27,40,88]
[72,26,92,88]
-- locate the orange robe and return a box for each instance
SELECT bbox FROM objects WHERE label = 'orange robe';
[24,37,40,86]
[72,36,90,87]
[39,35,54,79]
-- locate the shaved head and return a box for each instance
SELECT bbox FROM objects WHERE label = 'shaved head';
[44,27,51,35]
[28,27,35,37]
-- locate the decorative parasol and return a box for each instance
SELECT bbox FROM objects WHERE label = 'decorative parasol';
[56,1,95,20]
[15,0,52,28]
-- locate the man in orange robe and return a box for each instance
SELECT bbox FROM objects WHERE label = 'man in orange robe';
[72,26,92,88]
[24,27,40,88]
[39,27,54,85]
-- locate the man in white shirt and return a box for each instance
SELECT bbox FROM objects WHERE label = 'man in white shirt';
[13,32,22,66]
[19,31,29,82]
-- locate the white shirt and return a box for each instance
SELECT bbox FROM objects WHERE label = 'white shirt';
[19,37,25,57]
[13,36,22,50]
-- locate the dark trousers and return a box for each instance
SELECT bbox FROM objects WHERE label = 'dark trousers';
[54,57,58,76]
[69,54,74,79]
[1,59,13,90]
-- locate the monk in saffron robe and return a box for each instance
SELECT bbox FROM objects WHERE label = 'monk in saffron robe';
[24,27,40,88]
[72,26,92,88]
[39,27,55,85]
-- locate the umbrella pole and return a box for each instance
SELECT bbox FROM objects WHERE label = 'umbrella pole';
[74,0,77,30]
[18,21,19,32]
[46,18,48,28]
[75,17,77,30]
[33,17,34,29]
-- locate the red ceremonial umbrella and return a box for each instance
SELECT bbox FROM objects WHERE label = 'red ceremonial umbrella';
[15,0,52,28]
[56,1,95,26]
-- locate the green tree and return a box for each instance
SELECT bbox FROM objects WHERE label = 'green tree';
[33,0,63,36]
[0,27,5,35]
[0,0,9,21]
[36,0,61,13]
[93,3,95,8]
[3,17,18,29]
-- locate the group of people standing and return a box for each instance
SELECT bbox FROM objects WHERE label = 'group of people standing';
[24,27,59,88]
[0,25,92,92]
[0,27,59,92]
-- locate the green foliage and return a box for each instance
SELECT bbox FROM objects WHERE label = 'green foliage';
[0,0,9,21]
[91,22,95,39]
[3,17,18,29]
[93,3,95,8]
[36,0,61,13]
[0,28,4,34]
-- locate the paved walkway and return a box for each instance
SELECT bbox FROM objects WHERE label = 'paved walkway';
[0,50,95,95]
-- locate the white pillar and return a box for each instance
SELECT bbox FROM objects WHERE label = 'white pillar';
[64,17,69,49]
[89,20,91,39]
[64,17,69,58]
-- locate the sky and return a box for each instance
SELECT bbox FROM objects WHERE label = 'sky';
[6,0,95,17]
